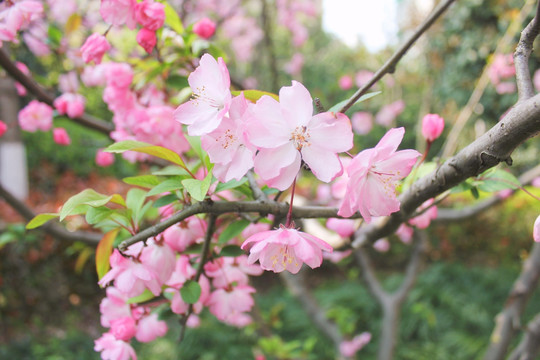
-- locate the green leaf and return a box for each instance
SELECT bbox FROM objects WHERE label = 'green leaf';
[152,165,190,176]
[232,89,279,102]
[163,1,184,34]
[105,140,187,169]
[123,175,161,189]
[328,91,382,113]
[47,24,63,45]
[148,178,185,196]
[96,228,119,280]
[470,187,480,199]
[126,188,147,225]
[127,289,156,304]
[477,169,520,192]
[153,194,179,208]
[219,245,245,257]
[180,280,201,304]
[218,219,250,244]
[182,172,213,202]
[26,213,59,229]
[86,207,114,225]
[60,189,114,221]
[166,74,189,90]
[214,178,248,193]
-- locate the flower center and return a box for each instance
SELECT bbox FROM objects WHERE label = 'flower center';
[191,86,222,109]
[290,126,310,150]
[217,128,238,149]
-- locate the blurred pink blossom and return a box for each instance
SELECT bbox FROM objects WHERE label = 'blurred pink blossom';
[284,53,304,76]
[18,100,53,132]
[338,75,353,90]
[14,61,29,96]
[339,332,372,357]
[53,127,71,146]
[534,215,540,242]
[94,333,137,360]
[135,0,165,31]
[375,100,405,127]
[193,17,216,39]
[96,149,115,167]
[110,317,136,341]
[54,93,85,118]
[0,120,7,137]
[136,28,156,54]
[351,111,373,135]
[421,113,444,142]
[373,238,390,252]
[408,199,438,229]
[135,313,167,343]
[100,0,137,29]
[80,33,110,64]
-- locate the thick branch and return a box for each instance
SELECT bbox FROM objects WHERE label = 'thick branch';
[0,182,100,245]
[508,313,540,360]
[352,92,540,248]
[514,1,540,101]
[0,49,114,135]
[338,0,456,114]
[483,242,540,360]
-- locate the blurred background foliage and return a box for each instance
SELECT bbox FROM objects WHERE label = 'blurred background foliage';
[2,0,540,359]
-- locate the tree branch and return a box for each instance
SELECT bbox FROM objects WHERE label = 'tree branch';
[508,313,540,360]
[483,242,540,360]
[0,49,114,135]
[351,92,540,249]
[0,182,100,245]
[514,0,540,101]
[338,0,456,114]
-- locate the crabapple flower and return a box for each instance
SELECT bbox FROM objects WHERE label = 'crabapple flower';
[248,81,353,190]
[100,0,136,29]
[14,61,29,96]
[375,100,405,127]
[326,218,356,238]
[174,54,232,136]
[18,100,53,132]
[373,238,390,252]
[421,113,444,142]
[338,127,421,223]
[100,287,131,327]
[193,17,216,39]
[534,215,540,242]
[96,149,115,167]
[53,127,71,146]
[339,332,372,357]
[135,313,167,343]
[110,317,137,341]
[53,93,85,118]
[94,333,137,360]
[351,111,373,135]
[396,224,414,244]
[241,225,333,274]
[134,0,165,31]
[80,33,110,64]
[136,28,156,54]
[338,75,353,90]
[201,93,256,182]
[408,198,437,229]
[0,120,7,137]
[207,285,256,325]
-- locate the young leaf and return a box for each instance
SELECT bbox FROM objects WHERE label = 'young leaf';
[182,172,213,202]
[163,1,184,34]
[477,169,520,192]
[96,228,119,280]
[60,189,114,221]
[214,177,249,193]
[126,188,147,225]
[105,140,187,169]
[123,175,161,189]
[219,245,245,257]
[86,207,114,225]
[147,178,185,196]
[231,89,279,102]
[26,213,59,229]
[180,280,202,304]
[166,74,189,90]
[328,91,382,113]
[218,219,250,244]
[127,289,156,304]
[153,194,179,208]
[152,165,190,176]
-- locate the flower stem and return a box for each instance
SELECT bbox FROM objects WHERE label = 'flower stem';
[285,176,297,228]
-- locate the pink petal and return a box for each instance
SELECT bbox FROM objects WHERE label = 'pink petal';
[279,80,313,127]
[254,144,298,180]
[309,112,353,152]
[302,145,343,183]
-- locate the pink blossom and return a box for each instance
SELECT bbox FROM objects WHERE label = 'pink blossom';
[170,276,210,315]
[248,81,353,190]
[21,22,50,56]
[135,0,165,31]
[323,250,352,263]
[497,188,513,199]
[58,71,79,94]
[18,100,53,132]
[421,113,444,142]
[207,285,256,325]
[136,28,156,54]
[193,17,216,39]
[47,0,78,24]
[174,54,232,136]
[532,177,540,188]
[166,256,197,289]
[201,93,256,182]
[100,0,137,29]
[82,65,107,87]
[326,218,356,238]
[100,287,131,327]
[53,93,85,118]
[14,61,29,96]
[534,69,540,92]
[94,333,137,360]
[488,54,515,85]
[375,100,405,127]
[396,224,413,244]
[351,111,373,135]
[135,313,167,342]
[408,199,438,229]
[338,127,421,222]
[338,75,353,90]
[205,255,263,289]
[534,215,540,242]
[339,332,371,357]
[0,120,7,137]
[110,317,136,341]
[496,81,516,94]
[53,127,71,146]
[355,70,374,88]
[284,53,304,76]
[241,225,333,274]
[373,238,390,252]
[80,33,110,64]
[163,217,206,253]
[105,63,134,89]
[96,149,115,167]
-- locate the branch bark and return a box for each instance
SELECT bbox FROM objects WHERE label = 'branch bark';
[514,1,540,101]
[508,313,540,360]
[483,242,540,360]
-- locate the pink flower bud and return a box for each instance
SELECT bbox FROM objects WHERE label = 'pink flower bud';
[338,75,353,90]
[110,317,137,341]
[373,238,390,253]
[421,113,444,142]
[0,121,7,137]
[135,0,165,31]
[193,17,216,39]
[534,215,540,242]
[136,28,157,54]
[14,62,30,96]
[53,128,71,146]
[96,149,115,167]
[53,93,85,118]
[80,33,110,64]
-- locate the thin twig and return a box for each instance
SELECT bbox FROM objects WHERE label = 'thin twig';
[514,0,540,101]
[338,0,456,114]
